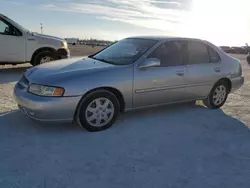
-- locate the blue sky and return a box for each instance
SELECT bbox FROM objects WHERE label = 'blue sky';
[1,0,249,45]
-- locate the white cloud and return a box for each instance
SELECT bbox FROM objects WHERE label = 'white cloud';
[40,0,250,45]
[41,0,189,34]
[1,0,23,5]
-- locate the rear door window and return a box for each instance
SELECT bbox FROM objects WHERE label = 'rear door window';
[188,41,210,64]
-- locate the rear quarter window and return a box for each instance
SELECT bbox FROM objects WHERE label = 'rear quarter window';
[208,46,221,63]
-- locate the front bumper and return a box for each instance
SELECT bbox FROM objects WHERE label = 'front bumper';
[57,48,70,59]
[13,84,81,122]
[231,75,244,92]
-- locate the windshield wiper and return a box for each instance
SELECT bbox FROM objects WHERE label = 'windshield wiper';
[89,57,115,65]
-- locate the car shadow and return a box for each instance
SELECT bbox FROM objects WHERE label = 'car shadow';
[1,103,250,187]
[0,110,81,133]
[0,65,31,84]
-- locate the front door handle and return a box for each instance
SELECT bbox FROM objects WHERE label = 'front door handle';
[214,68,221,72]
[176,71,184,76]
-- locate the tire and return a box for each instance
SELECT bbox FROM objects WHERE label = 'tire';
[31,51,57,66]
[203,80,229,109]
[76,90,120,132]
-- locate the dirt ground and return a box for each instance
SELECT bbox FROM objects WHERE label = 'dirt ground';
[69,45,105,56]
[0,51,250,188]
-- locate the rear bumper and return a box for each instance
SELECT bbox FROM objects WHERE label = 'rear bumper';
[13,84,81,122]
[231,75,244,92]
[57,48,70,59]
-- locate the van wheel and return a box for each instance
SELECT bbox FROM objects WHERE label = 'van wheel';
[76,90,120,132]
[203,80,229,109]
[31,51,57,66]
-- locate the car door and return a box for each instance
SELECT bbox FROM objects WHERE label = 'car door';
[185,40,222,99]
[133,40,190,108]
[0,17,26,63]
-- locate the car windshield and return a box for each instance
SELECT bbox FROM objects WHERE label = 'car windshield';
[91,38,157,65]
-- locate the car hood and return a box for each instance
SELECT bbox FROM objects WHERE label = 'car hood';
[25,57,115,82]
[33,33,65,42]
[26,33,66,46]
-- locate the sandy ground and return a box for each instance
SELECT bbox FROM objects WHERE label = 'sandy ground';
[69,45,104,56]
[0,50,250,188]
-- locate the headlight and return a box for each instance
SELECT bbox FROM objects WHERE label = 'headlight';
[61,41,68,49]
[28,84,64,97]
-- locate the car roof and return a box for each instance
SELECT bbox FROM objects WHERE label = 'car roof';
[126,35,205,42]
[0,13,7,18]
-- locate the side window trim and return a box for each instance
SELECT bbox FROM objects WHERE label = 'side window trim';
[181,41,188,66]
[206,45,212,63]
[0,18,22,36]
[207,45,221,63]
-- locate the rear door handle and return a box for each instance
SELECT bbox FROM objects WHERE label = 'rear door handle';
[176,71,184,76]
[214,68,221,72]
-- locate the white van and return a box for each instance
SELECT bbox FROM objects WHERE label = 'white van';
[0,14,70,66]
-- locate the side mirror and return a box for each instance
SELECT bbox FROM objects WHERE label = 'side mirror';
[139,58,161,70]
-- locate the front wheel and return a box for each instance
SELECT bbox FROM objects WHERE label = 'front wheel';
[76,90,120,132]
[31,51,57,66]
[203,81,229,109]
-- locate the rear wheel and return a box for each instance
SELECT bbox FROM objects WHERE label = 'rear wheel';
[203,81,229,109]
[76,90,120,132]
[31,51,57,66]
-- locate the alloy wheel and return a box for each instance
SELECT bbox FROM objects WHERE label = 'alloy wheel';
[85,97,115,127]
[212,85,227,106]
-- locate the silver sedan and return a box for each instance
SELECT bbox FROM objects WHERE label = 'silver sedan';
[14,36,244,131]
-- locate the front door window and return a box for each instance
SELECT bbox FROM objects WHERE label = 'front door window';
[0,18,22,36]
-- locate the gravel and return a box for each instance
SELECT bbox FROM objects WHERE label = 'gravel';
[1,55,250,188]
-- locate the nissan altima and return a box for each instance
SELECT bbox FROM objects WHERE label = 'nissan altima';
[14,36,244,131]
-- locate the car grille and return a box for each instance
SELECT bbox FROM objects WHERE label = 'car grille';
[18,75,29,89]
